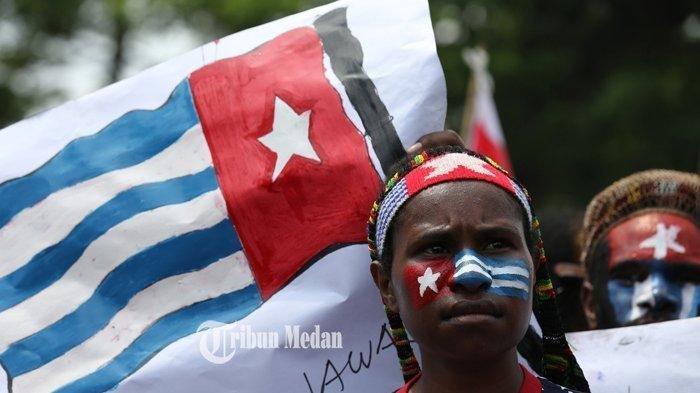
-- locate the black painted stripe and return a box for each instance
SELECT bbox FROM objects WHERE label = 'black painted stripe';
[314,7,406,175]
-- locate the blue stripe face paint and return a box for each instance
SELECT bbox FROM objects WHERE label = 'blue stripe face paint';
[452,249,531,300]
[607,260,700,325]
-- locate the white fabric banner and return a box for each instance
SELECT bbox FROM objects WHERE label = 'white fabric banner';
[0,1,445,392]
[568,317,700,393]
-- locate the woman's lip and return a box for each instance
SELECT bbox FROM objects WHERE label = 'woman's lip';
[443,299,502,320]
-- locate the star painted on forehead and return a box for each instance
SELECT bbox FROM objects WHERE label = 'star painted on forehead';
[257,96,321,181]
[639,223,686,259]
[422,153,496,180]
[417,267,441,297]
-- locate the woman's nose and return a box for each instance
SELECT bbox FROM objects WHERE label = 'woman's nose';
[452,254,492,292]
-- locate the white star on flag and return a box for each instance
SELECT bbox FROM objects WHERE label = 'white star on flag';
[423,153,495,180]
[639,223,686,259]
[258,96,321,181]
[417,267,441,297]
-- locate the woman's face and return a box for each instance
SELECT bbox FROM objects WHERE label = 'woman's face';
[380,181,533,361]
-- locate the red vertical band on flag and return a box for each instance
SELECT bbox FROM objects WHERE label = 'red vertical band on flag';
[470,121,513,173]
[464,48,514,173]
[190,27,381,299]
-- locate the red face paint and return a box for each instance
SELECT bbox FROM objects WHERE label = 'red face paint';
[403,259,454,310]
[607,212,700,269]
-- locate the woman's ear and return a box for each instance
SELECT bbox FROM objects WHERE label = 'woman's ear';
[370,260,399,313]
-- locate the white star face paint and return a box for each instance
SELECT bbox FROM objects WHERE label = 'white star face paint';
[417,267,441,297]
[452,249,531,300]
[639,223,686,259]
[402,259,453,310]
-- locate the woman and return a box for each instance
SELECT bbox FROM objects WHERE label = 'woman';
[367,145,589,392]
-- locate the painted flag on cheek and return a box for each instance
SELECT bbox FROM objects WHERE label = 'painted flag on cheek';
[403,249,532,311]
[403,260,455,309]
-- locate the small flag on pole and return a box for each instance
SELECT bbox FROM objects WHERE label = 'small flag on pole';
[461,47,513,173]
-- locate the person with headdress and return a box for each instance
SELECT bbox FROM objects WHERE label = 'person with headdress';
[579,170,700,328]
[367,143,590,392]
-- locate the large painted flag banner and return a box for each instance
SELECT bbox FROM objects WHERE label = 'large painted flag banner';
[0,1,445,392]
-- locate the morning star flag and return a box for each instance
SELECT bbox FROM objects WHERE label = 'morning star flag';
[0,1,445,392]
[462,47,513,173]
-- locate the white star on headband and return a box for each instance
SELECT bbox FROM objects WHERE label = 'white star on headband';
[423,153,496,180]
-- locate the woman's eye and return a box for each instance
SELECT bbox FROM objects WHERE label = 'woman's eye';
[484,240,510,251]
[423,245,448,256]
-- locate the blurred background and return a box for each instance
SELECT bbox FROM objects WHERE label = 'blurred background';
[1,0,698,209]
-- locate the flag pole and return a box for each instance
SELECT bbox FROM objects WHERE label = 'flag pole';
[459,48,479,143]
[461,46,492,151]
[458,46,514,173]
[460,46,492,145]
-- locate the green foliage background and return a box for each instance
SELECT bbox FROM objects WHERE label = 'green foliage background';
[1,0,698,208]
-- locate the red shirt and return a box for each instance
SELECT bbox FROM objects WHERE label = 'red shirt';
[395,366,543,393]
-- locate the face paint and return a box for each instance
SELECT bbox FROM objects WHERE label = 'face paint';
[403,259,454,309]
[452,249,531,300]
[606,212,700,325]
[679,284,700,319]
[607,261,700,325]
[607,212,700,266]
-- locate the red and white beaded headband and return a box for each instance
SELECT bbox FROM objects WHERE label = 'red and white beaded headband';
[373,152,532,259]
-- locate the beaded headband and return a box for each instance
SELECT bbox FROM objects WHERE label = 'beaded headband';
[372,151,532,259]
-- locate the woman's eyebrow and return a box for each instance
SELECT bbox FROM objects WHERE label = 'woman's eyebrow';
[473,223,523,237]
[406,225,454,241]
